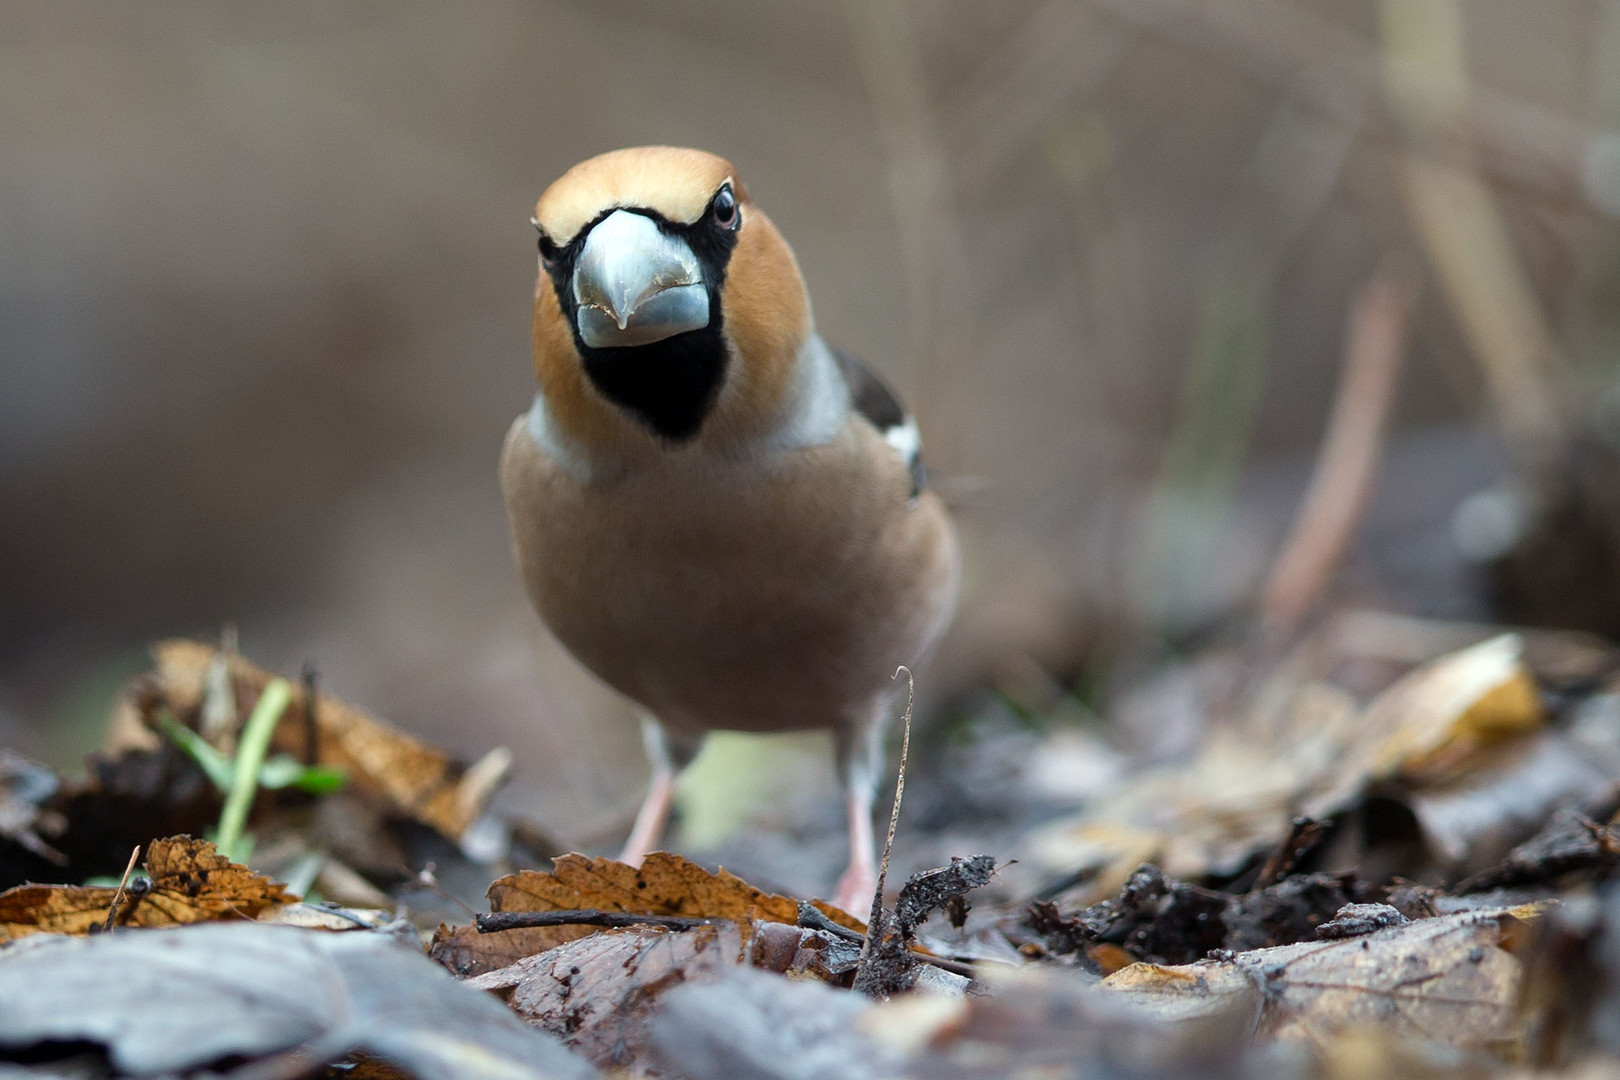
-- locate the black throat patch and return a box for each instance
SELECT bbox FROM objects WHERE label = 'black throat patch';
[576,327,727,442]
[542,205,739,442]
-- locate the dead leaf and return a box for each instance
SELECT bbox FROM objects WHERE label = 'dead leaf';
[1348,632,1545,785]
[468,923,745,1070]
[650,963,1256,1080]
[1102,906,1533,1052]
[0,921,593,1080]
[650,966,895,1080]
[1027,681,1362,890]
[431,852,863,977]
[1455,806,1620,893]
[1406,732,1615,870]
[1026,634,1554,891]
[124,640,509,841]
[0,835,294,941]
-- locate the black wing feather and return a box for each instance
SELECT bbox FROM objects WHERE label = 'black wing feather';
[832,347,925,497]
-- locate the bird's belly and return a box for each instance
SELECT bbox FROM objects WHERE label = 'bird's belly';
[513,459,952,735]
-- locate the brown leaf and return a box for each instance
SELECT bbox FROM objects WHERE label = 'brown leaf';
[1102,906,1533,1053]
[126,640,509,841]
[0,835,294,941]
[467,923,746,1070]
[432,852,864,977]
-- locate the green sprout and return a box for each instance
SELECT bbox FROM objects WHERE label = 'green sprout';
[159,677,346,863]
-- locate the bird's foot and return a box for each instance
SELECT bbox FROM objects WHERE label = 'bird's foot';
[831,861,878,919]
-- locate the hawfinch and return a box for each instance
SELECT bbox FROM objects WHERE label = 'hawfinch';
[501,147,959,913]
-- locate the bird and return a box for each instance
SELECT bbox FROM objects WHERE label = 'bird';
[500,146,959,914]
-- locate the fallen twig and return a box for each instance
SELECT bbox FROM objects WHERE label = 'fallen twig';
[796,900,983,980]
[99,845,142,934]
[854,668,917,996]
[475,909,730,933]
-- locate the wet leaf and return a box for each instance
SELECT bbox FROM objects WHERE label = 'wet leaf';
[0,835,294,940]
[0,921,593,1079]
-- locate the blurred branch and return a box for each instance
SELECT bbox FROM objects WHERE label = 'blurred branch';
[1094,0,1594,208]
[1378,0,1567,457]
[843,0,973,438]
[1261,264,1415,636]
[944,1,1139,189]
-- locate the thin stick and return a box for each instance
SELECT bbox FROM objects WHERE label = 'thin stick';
[476,909,728,933]
[859,666,915,958]
[1260,265,1414,635]
[100,846,142,933]
[876,667,914,921]
[412,863,479,921]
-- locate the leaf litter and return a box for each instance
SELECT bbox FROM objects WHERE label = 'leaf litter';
[7,627,1620,1078]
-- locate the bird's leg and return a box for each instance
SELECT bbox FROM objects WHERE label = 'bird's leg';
[833,782,877,915]
[619,716,700,867]
[619,764,677,867]
[832,711,885,916]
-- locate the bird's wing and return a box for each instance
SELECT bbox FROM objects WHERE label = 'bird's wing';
[830,347,925,498]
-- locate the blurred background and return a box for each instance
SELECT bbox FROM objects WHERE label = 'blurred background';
[6,0,1620,854]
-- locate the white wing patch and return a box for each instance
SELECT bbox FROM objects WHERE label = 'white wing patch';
[883,417,921,466]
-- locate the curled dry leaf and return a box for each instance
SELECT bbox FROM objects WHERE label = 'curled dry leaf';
[0,835,294,941]
[1337,632,1545,787]
[122,640,509,842]
[1101,906,1537,1053]
[431,852,864,977]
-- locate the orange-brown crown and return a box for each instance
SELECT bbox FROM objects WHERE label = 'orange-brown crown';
[534,147,744,246]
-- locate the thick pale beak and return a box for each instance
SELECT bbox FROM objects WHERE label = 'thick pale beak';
[572,210,710,348]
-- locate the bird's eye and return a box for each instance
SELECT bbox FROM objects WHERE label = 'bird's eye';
[711,184,739,231]
[536,228,559,270]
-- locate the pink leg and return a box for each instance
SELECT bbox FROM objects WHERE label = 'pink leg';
[831,784,877,916]
[618,764,677,867]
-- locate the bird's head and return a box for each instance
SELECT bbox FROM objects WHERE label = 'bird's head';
[530,147,811,450]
